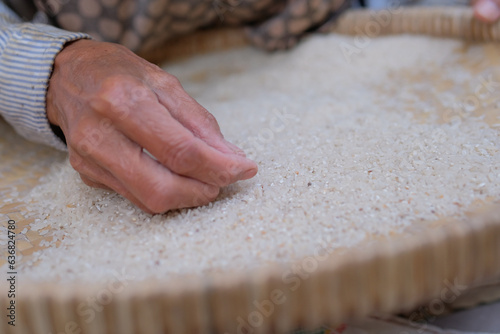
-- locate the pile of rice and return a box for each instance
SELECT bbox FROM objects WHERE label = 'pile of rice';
[14,35,500,282]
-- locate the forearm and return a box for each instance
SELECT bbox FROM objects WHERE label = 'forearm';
[0,2,90,150]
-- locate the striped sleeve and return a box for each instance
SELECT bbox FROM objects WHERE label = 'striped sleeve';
[0,2,90,150]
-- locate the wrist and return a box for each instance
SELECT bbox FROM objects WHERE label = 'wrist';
[46,39,94,126]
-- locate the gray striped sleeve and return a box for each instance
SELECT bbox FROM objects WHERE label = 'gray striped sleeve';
[0,2,90,150]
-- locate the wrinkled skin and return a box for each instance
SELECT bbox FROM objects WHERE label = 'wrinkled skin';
[47,40,257,214]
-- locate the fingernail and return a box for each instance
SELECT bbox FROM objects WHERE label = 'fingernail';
[476,1,500,22]
[240,166,258,180]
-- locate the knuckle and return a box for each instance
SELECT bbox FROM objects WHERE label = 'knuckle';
[201,112,222,136]
[184,106,223,139]
[166,138,198,173]
[167,73,181,86]
[202,185,220,202]
[143,186,172,214]
[142,181,219,212]
[97,76,130,103]
[208,169,233,187]
[200,110,219,128]
[153,73,185,98]
[192,185,220,207]
[68,152,85,171]
[156,72,181,88]
[93,76,151,117]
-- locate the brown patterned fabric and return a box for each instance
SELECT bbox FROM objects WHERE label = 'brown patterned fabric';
[30,0,350,52]
[3,0,38,20]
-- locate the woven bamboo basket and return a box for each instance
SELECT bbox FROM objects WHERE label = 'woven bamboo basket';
[1,6,500,334]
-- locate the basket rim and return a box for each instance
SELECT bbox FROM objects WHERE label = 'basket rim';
[2,6,500,333]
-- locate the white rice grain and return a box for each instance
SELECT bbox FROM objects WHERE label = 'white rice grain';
[15,35,500,283]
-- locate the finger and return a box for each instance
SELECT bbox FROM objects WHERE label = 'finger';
[153,83,248,158]
[473,0,500,22]
[69,151,155,213]
[91,77,257,187]
[79,175,111,191]
[71,126,222,213]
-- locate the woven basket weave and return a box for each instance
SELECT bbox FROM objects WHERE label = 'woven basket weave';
[1,6,500,334]
[141,6,500,63]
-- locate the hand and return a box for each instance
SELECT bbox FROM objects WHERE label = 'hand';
[47,39,258,214]
[473,0,500,23]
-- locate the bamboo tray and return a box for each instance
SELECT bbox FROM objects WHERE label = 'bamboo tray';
[1,6,500,334]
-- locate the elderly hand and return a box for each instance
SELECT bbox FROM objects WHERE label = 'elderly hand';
[47,39,258,214]
[473,0,500,22]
